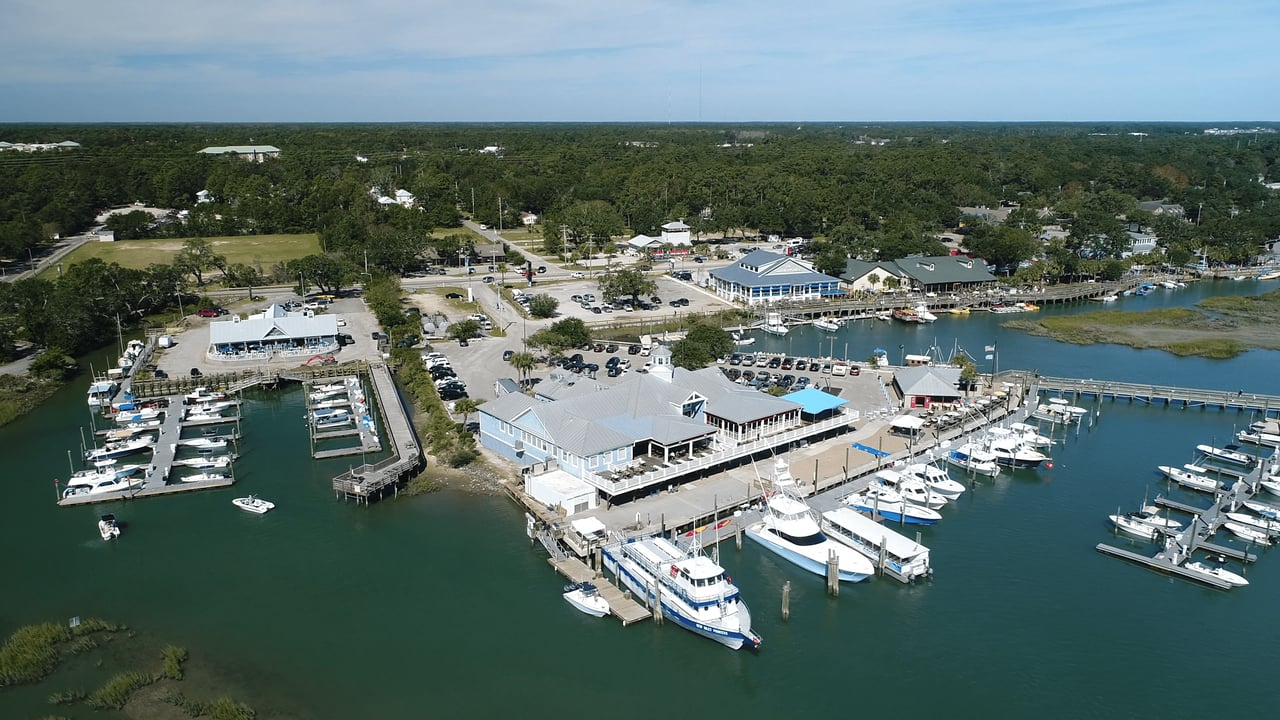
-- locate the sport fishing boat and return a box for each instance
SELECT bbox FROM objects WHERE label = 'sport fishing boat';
[762,312,789,336]
[1108,513,1167,542]
[1030,398,1087,425]
[1183,557,1249,587]
[811,317,842,332]
[98,513,121,541]
[745,457,874,583]
[871,468,948,509]
[562,582,610,618]
[982,430,1049,468]
[601,535,762,650]
[946,442,1001,477]
[232,495,275,514]
[899,461,966,499]
[1156,465,1222,493]
[1008,422,1055,448]
[844,488,943,525]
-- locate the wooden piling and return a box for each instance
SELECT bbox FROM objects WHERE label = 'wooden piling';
[781,581,791,620]
[826,549,840,597]
[651,579,663,624]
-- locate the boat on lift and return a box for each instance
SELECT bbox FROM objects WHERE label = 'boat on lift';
[1196,444,1256,467]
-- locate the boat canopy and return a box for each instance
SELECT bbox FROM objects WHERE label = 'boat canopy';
[890,415,925,431]
[570,517,607,539]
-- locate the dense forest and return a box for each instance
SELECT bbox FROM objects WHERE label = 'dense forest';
[1,122,1279,361]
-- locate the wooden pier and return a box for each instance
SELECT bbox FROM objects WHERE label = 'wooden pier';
[330,363,424,503]
[548,557,650,625]
[1014,372,1280,419]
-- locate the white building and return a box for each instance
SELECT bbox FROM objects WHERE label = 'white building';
[207,304,338,361]
[197,145,281,162]
[661,220,692,246]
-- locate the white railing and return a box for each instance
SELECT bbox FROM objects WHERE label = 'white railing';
[583,412,856,494]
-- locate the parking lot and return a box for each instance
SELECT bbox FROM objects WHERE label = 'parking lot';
[513,273,729,326]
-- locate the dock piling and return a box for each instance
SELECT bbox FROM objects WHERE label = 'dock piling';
[735,525,742,550]
[826,550,839,597]
[781,581,791,620]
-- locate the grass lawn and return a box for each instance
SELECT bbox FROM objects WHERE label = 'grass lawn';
[49,234,321,274]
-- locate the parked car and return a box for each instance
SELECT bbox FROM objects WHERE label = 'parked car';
[605,343,618,353]
[464,421,480,433]
[371,331,388,341]
[571,271,585,279]
[190,367,202,378]
[627,345,641,355]
[458,338,469,347]
[153,369,168,379]
[197,308,220,318]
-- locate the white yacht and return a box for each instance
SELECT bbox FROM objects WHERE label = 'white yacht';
[232,495,275,514]
[844,490,943,525]
[562,582,610,618]
[1222,521,1272,546]
[1195,444,1256,467]
[913,303,937,323]
[745,458,873,583]
[601,536,761,650]
[67,475,144,498]
[812,317,842,332]
[871,468,948,509]
[1183,558,1249,587]
[899,461,966,499]
[946,442,1001,477]
[1030,398,1088,425]
[983,430,1049,468]
[84,435,156,463]
[762,312,789,336]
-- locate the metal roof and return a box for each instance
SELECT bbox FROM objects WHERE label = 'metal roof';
[710,250,842,289]
[784,387,849,414]
[893,366,962,398]
[208,305,336,344]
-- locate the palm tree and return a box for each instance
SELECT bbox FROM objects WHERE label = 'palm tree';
[509,351,537,390]
[452,398,482,425]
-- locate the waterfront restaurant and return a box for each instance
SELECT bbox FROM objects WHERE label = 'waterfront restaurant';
[207,304,339,361]
[708,249,844,305]
[893,366,964,410]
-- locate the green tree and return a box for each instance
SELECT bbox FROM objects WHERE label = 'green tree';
[448,319,481,340]
[527,293,559,318]
[174,237,225,287]
[508,351,537,388]
[548,317,590,348]
[670,323,733,369]
[597,268,657,305]
[965,225,1041,273]
[452,397,483,425]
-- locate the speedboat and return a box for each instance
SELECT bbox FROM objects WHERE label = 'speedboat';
[1008,422,1054,449]
[232,495,274,514]
[98,514,121,541]
[1223,512,1280,535]
[812,317,842,332]
[1222,521,1272,546]
[79,475,144,497]
[181,471,230,483]
[1130,506,1183,532]
[913,303,937,323]
[1236,430,1280,448]
[113,408,161,424]
[184,410,224,422]
[732,332,756,347]
[602,536,761,650]
[845,490,942,525]
[899,462,966,499]
[871,468,948,509]
[1262,478,1280,497]
[946,442,1001,477]
[174,454,233,469]
[1156,465,1221,493]
[177,437,228,450]
[1030,398,1087,425]
[84,435,155,462]
[1196,444,1256,467]
[185,387,227,403]
[983,430,1049,468]
[1243,500,1280,520]
[746,458,874,582]
[1183,558,1249,587]
[1108,513,1166,542]
[562,582,610,618]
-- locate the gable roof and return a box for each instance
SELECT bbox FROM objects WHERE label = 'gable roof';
[841,259,905,281]
[894,366,962,398]
[711,250,841,288]
[208,305,337,345]
[843,255,996,285]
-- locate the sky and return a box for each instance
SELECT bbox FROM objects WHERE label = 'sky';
[2,0,1277,123]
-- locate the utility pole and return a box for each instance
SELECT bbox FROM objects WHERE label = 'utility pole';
[471,187,475,217]
[498,197,503,232]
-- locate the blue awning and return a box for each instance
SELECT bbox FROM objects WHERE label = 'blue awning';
[784,387,848,414]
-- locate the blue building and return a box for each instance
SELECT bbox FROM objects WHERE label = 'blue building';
[708,250,843,305]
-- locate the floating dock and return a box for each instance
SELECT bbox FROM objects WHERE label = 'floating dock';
[329,363,424,502]
[548,556,650,625]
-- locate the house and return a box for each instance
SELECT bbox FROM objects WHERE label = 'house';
[394,189,416,208]
[841,261,908,294]
[207,304,338,360]
[626,234,663,252]
[709,250,843,305]
[94,230,117,243]
[660,220,692,246]
[959,206,1013,224]
[195,189,213,204]
[1137,200,1186,218]
[477,346,823,507]
[198,145,281,162]
[520,211,539,226]
[893,366,963,410]
[473,243,506,264]
[842,256,997,294]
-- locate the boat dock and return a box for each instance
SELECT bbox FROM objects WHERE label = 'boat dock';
[306,375,383,460]
[329,362,424,503]
[59,392,242,507]
[548,556,650,625]
[1019,373,1280,418]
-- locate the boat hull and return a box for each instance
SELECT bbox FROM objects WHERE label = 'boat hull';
[844,501,939,525]
[744,525,872,582]
[563,588,609,618]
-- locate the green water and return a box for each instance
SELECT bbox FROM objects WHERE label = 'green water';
[4,289,1280,718]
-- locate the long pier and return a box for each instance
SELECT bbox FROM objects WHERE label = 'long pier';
[1011,372,1280,419]
[329,362,424,503]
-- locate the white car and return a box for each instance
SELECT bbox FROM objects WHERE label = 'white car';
[571,271,585,279]
[335,318,347,327]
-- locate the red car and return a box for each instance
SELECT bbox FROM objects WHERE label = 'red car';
[197,308,220,318]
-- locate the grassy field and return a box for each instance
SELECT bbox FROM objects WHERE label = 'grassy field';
[50,234,321,273]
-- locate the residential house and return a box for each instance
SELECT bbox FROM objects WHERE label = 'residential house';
[520,211,539,226]
[660,220,692,246]
[710,249,843,305]
[1137,200,1186,218]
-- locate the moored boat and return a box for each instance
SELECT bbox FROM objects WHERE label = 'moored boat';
[899,461,966,499]
[1223,512,1280,536]
[1008,422,1054,448]
[1030,398,1087,425]
[746,458,874,582]
[871,468,948,509]
[601,536,761,650]
[1195,444,1256,467]
[1156,465,1221,493]
[844,488,942,525]
[1183,558,1249,587]
[180,471,230,483]
[821,507,932,582]
[1235,430,1280,449]
[562,582,610,618]
[1243,500,1280,520]
[945,442,1001,477]
[812,317,842,332]
[1222,521,1272,546]
[982,430,1049,468]
[1108,513,1166,542]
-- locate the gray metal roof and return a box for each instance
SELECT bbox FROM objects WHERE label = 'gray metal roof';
[893,366,962,398]
[208,305,336,345]
[710,250,841,288]
[198,145,281,155]
[844,256,995,286]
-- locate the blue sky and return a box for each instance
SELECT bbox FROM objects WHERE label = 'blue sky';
[2,0,1276,122]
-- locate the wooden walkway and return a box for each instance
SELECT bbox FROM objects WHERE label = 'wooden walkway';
[548,557,650,625]
[330,363,424,502]
[1014,372,1280,418]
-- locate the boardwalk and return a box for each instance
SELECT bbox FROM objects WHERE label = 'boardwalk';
[330,363,424,502]
[1017,372,1280,418]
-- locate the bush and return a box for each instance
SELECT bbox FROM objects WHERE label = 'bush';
[161,645,188,680]
[87,670,157,709]
[209,697,257,720]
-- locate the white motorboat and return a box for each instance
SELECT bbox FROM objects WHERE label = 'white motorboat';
[1130,505,1183,532]
[1243,500,1280,520]
[1030,398,1087,425]
[98,513,121,541]
[1008,422,1055,448]
[312,397,351,409]
[1156,465,1221,493]
[946,442,1001,477]
[812,317,842,332]
[983,430,1049,468]
[562,582,610,618]
[745,457,874,583]
[312,382,345,394]
[77,475,144,497]
[1183,558,1249,587]
[180,471,230,483]
[1223,512,1280,535]
[821,507,932,582]
[84,435,155,462]
[845,490,943,525]
[174,454,233,469]
[1108,513,1165,542]
[113,408,160,424]
[177,437,228,450]
[732,332,755,347]
[871,468,948,509]
[602,536,762,650]
[1222,521,1272,546]
[1236,430,1280,449]
[1262,479,1280,497]
[1195,444,1256,467]
[900,462,966,499]
[913,303,937,323]
[232,495,274,514]
[185,387,227,402]
[189,399,237,414]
